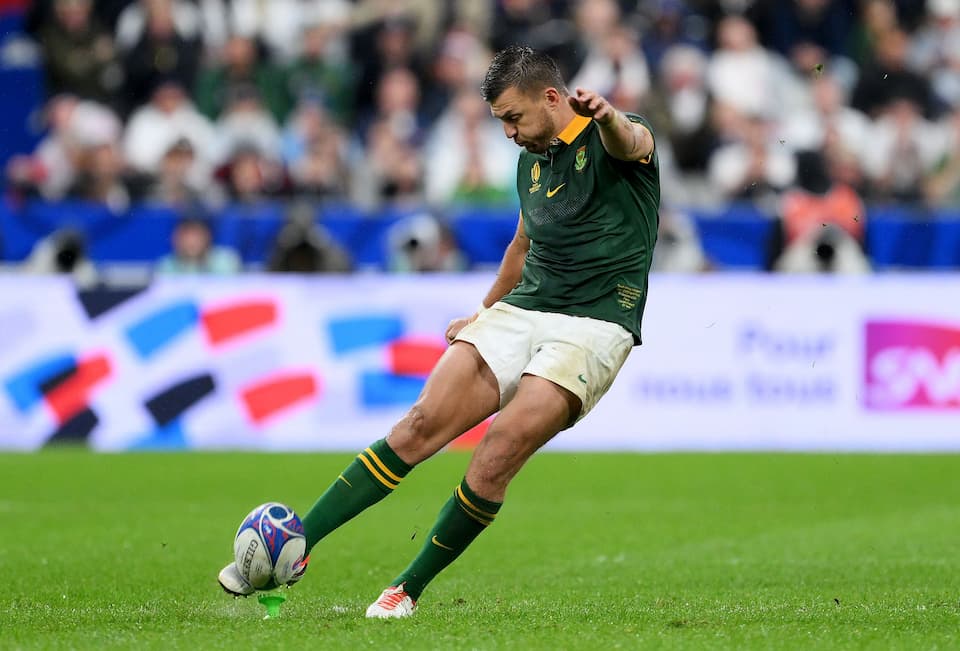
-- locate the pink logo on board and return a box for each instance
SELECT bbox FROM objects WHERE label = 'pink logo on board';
[864,321,960,409]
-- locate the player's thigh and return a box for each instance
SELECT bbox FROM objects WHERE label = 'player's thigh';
[387,341,500,463]
[465,373,580,495]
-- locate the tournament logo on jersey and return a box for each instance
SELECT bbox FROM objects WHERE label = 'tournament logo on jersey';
[575,146,588,172]
[529,161,541,194]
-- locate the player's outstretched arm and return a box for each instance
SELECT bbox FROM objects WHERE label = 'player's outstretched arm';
[567,87,654,162]
[445,215,529,344]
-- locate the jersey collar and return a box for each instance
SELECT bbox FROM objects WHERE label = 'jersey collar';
[553,114,592,146]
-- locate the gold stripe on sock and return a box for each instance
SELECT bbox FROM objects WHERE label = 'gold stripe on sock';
[455,486,495,525]
[457,503,493,526]
[357,453,398,490]
[364,447,404,483]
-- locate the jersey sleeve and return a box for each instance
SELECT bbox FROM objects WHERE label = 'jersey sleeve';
[624,112,657,167]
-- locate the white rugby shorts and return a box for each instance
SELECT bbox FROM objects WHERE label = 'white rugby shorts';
[454,301,633,422]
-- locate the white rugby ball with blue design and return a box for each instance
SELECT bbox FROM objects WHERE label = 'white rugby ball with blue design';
[233,502,306,590]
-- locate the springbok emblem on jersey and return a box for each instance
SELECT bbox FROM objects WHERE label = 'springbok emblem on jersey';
[575,145,588,172]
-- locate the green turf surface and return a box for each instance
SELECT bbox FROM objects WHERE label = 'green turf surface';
[2,451,958,650]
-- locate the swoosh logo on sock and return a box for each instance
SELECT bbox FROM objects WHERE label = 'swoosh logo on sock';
[337,474,352,487]
[431,535,454,551]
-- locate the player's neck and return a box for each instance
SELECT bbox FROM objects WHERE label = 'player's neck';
[551,105,579,140]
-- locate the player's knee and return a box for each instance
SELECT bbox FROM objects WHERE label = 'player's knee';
[469,432,528,492]
[387,404,437,464]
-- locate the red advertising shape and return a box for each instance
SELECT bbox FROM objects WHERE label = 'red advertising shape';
[202,301,277,346]
[388,337,446,376]
[240,373,318,424]
[45,354,112,424]
[449,417,492,450]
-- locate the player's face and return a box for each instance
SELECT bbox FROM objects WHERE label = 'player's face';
[490,86,558,154]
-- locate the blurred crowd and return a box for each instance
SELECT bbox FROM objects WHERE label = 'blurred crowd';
[5,0,960,275]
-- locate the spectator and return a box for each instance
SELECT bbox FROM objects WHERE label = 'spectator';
[763,0,856,68]
[707,14,787,122]
[569,0,622,71]
[66,138,131,213]
[849,0,901,66]
[36,0,122,105]
[924,104,960,206]
[283,103,352,200]
[851,28,937,118]
[6,95,81,200]
[356,66,426,146]
[218,145,286,205]
[123,80,217,177]
[637,0,710,74]
[211,84,283,165]
[155,216,241,274]
[267,202,352,273]
[133,137,216,209]
[570,23,651,113]
[121,0,202,114]
[115,0,209,52]
[7,99,123,202]
[226,0,328,62]
[861,97,946,201]
[350,0,454,56]
[708,113,797,200]
[354,116,424,207]
[386,213,467,273]
[643,44,715,173]
[194,34,289,123]
[910,0,960,107]
[351,15,426,121]
[423,89,517,206]
[780,74,871,154]
[489,0,557,54]
[26,0,137,36]
[420,29,489,124]
[283,7,356,126]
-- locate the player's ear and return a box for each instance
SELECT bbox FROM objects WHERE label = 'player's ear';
[543,87,563,108]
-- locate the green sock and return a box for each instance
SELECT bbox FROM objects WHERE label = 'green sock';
[393,479,502,601]
[302,438,411,551]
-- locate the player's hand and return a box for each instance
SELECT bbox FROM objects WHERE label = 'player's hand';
[568,88,616,126]
[445,314,478,345]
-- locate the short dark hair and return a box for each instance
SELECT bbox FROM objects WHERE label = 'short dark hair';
[480,46,567,102]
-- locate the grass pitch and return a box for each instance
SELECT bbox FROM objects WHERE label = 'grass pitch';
[2,451,958,650]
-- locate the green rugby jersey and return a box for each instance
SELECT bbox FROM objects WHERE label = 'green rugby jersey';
[502,113,660,344]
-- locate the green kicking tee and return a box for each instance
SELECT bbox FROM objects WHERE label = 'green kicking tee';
[502,113,660,344]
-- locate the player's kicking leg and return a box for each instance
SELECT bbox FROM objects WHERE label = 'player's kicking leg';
[365,373,580,618]
[218,341,500,596]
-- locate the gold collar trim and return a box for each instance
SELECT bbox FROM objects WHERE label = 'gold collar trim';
[555,114,592,145]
